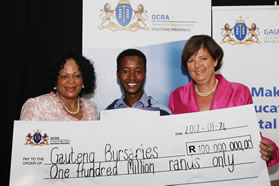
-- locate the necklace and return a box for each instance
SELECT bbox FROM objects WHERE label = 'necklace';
[56,92,80,115]
[195,79,219,96]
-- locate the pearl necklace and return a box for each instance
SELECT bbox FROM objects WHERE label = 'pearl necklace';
[56,92,80,115]
[195,79,219,96]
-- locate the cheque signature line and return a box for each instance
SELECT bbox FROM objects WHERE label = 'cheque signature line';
[166,176,258,185]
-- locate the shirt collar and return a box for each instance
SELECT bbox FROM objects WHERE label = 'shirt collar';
[115,92,150,108]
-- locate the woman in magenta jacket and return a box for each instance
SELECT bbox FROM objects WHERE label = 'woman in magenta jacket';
[169,35,278,166]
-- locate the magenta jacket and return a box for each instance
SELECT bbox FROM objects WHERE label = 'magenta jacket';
[168,74,278,167]
[168,74,252,114]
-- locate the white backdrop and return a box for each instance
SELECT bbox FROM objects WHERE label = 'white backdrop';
[83,0,211,109]
[213,6,279,181]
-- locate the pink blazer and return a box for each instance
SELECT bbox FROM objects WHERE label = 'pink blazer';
[168,74,252,114]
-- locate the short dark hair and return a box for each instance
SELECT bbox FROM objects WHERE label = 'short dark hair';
[47,51,96,96]
[117,49,147,72]
[181,35,223,72]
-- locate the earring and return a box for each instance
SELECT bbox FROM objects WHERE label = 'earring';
[82,85,85,88]
[53,87,56,90]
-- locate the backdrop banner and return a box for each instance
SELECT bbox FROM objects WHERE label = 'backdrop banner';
[213,6,279,181]
[83,0,211,109]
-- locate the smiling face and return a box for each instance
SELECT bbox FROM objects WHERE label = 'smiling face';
[56,58,83,101]
[117,56,146,97]
[186,47,217,86]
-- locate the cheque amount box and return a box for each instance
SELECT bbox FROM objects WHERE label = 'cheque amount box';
[185,135,253,156]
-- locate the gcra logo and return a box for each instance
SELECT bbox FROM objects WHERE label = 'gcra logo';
[98,0,148,31]
[25,130,48,146]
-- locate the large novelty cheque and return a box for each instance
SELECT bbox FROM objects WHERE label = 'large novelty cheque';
[10,105,270,186]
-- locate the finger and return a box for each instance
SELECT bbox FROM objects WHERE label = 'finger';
[260,149,269,157]
[260,140,272,147]
[267,149,271,153]
[261,155,270,162]
[259,143,268,151]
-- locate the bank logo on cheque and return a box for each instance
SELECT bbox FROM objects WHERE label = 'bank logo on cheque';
[25,130,49,146]
[221,17,260,45]
[25,130,71,146]
[99,0,148,31]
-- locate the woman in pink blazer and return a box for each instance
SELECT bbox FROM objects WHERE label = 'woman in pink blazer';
[169,35,278,167]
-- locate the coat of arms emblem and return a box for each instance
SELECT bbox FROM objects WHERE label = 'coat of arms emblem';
[221,17,260,45]
[25,130,49,146]
[99,0,148,31]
